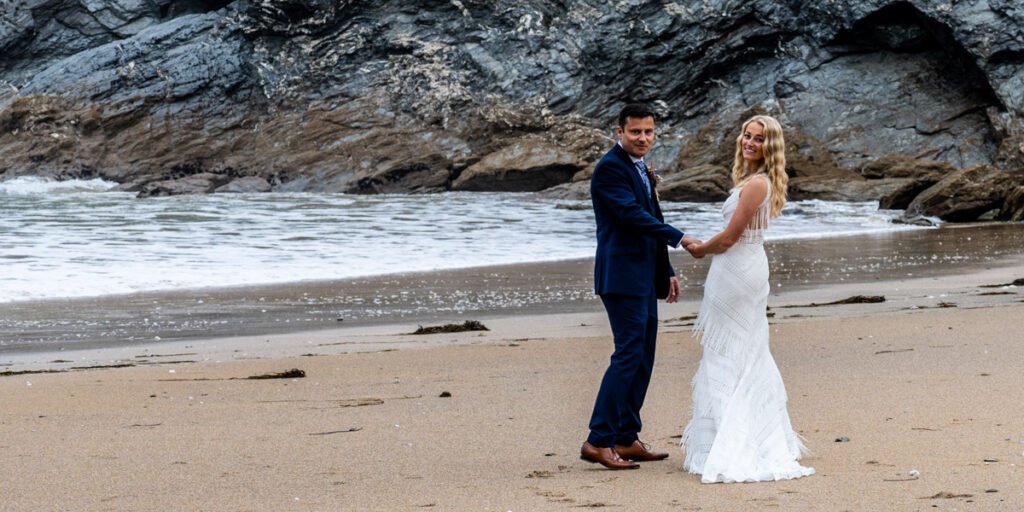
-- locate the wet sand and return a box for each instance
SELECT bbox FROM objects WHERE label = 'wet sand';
[1,222,1023,367]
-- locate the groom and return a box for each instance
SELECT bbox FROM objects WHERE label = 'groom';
[582,104,696,470]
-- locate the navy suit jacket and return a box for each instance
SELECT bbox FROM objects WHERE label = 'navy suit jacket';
[591,144,683,298]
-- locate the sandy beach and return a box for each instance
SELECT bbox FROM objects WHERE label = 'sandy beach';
[2,224,1023,511]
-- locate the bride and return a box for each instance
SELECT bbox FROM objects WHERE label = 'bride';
[681,115,815,483]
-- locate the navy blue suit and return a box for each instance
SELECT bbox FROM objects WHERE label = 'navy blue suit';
[587,144,684,448]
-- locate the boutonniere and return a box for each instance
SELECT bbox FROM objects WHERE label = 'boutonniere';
[648,165,661,186]
[649,165,662,201]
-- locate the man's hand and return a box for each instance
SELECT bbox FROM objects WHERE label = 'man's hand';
[666,276,680,303]
[681,235,701,248]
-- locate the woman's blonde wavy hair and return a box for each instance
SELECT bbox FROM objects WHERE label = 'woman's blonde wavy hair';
[731,115,788,218]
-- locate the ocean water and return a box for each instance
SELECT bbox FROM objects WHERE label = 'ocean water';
[0,177,926,304]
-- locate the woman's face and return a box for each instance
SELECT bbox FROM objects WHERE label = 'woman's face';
[741,122,765,164]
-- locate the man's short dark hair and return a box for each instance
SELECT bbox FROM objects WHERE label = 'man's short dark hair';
[618,103,656,127]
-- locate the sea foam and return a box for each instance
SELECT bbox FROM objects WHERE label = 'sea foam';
[0,180,928,303]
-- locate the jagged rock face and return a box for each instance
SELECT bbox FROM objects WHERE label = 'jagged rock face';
[1,0,1023,212]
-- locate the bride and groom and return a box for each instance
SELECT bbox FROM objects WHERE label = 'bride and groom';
[581,104,815,483]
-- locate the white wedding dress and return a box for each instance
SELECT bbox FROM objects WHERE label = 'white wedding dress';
[681,176,814,483]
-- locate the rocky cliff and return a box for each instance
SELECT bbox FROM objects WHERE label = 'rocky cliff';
[1,0,1023,220]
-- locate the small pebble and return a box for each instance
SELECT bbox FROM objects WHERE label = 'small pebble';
[909,469,920,478]
[439,391,452,398]
[835,436,850,442]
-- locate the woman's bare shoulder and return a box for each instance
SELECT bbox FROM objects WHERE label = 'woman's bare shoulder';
[739,174,769,198]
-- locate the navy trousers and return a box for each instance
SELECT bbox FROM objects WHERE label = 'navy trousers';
[587,292,659,448]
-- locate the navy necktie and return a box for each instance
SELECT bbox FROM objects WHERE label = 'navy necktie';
[635,161,651,196]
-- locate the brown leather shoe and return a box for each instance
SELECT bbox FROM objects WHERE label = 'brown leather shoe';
[580,442,640,470]
[614,440,669,462]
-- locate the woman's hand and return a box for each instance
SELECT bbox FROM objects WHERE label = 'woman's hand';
[685,241,706,259]
[681,236,704,258]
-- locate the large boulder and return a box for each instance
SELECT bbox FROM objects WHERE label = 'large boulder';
[865,156,952,209]
[137,172,232,197]
[215,176,272,193]
[342,151,454,194]
[999,185,1024,222]
[537,180,590,200]
[859,155,955,179]
[905,165,1019,221]
[878,179,942,210]
[451,139,583,192]
[788,175,913,202]
[657,164,732,202]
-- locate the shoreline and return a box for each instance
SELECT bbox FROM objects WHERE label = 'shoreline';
[2,222,1022,373]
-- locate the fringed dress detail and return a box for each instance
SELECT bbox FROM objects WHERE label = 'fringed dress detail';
[681,175,815,483]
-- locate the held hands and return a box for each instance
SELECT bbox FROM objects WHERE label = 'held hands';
[681,236,706,259]
[665,236,703,303]
[685,241,706,259]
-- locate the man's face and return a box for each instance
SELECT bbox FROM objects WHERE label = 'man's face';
[617,116,656,158]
